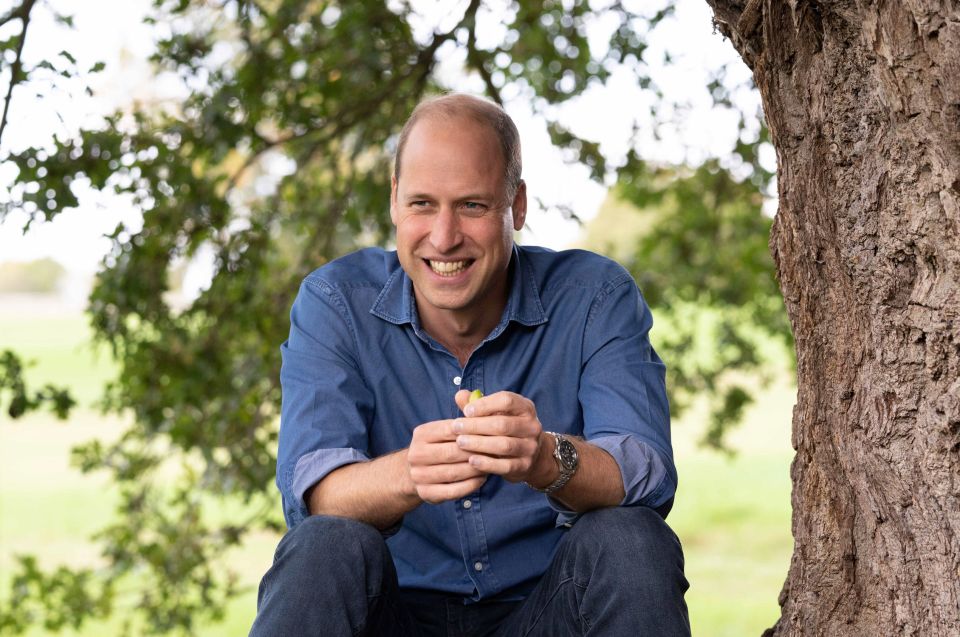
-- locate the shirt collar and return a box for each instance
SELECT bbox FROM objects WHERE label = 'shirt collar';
[369,245,548,329]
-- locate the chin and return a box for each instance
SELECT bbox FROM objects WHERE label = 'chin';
[422,292,472,312]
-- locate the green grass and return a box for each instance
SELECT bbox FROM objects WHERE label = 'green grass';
[672,451,792,635]
[0,307,795,636]
[664,372,794,637]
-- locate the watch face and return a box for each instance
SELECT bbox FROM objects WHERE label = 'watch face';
[556,438,578,470]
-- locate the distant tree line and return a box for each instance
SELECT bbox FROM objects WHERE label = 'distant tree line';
[0,258,65,293]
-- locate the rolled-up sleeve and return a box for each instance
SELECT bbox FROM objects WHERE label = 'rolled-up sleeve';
[277,278,375,529]
[551,273,676,525]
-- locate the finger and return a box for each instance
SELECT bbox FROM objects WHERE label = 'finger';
[467,454,533,479]
[456,434,538,458]
[417,476,487,505]
[452,415,540,438]
[410,461,486,485]
[412,419,459,443]
[462,391,532,418]
[408,441,471,465]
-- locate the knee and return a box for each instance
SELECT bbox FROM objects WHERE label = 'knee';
[565,506,685,578]
[563,507,689,634]
[254,516,396,632]
[275,514,388,574]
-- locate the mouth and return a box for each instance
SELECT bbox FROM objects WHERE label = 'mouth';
[425,259,474,277]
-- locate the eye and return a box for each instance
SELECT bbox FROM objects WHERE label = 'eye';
[460,202,488,216]
[408,200,433,213]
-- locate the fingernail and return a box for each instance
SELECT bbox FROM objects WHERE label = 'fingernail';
[464,405,475,417]
[452,420,464,433]
[457,435,470,447]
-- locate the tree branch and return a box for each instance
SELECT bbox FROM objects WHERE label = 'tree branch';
[223,129,307,193]
[461,0,503,105]
[225,5,461,194]
[0,0,37,147]
[0,0,28,28]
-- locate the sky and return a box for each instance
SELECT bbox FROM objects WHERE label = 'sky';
[0,0,767,299]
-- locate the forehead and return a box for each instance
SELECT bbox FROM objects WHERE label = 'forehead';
[397,115,505,190]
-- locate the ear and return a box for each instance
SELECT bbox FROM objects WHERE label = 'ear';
[390,175,399,225]
[511,180,527,231]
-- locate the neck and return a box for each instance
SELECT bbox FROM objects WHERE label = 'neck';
[416,281,509,368]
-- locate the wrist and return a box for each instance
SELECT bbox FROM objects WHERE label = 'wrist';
[526,432,560,490]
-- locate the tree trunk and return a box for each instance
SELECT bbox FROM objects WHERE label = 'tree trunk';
[704,1,960,634]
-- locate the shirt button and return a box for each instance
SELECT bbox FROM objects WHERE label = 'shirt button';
[453,376,462,386]
[473,561,483,572]
[463,500,472,509]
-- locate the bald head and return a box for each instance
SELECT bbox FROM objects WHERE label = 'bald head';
[394,94,523,199]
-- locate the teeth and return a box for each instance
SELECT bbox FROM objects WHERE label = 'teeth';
[429,260,468,276]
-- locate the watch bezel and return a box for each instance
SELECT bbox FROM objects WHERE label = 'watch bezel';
[554,435,579,471]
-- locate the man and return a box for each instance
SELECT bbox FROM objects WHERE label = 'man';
[250,93,689,636]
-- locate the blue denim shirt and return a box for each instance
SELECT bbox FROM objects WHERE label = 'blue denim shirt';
[276,245,676,601]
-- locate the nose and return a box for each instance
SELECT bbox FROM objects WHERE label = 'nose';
[429,206,463,254]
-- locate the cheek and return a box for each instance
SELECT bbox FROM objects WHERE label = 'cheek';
[471,218,513,248]
[395,217,427,248]
[492,222,514,253]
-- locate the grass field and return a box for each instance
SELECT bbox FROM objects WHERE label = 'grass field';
[0,298,795,636]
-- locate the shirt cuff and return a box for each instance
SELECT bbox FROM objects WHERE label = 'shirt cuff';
[546,434,673,527]
[289,447,370,520]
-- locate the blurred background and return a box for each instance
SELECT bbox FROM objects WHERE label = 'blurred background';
[0,0,794,635]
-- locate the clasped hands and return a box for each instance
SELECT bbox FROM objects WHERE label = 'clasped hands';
[406,390,551,505]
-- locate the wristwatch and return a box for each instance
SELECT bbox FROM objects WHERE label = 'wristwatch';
[528,432,579,494]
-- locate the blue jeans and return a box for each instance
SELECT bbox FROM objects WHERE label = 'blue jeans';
[249,506,690,636]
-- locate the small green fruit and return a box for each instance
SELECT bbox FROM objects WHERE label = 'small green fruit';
[468,389,483,403]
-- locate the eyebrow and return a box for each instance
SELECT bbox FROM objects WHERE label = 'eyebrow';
[403,192,495,202]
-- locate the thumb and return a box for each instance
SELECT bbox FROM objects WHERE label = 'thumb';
[454,389,472,413]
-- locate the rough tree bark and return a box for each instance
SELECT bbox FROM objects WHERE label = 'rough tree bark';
[705,1,960,635]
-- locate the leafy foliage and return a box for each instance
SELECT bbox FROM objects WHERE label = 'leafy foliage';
[616,154,791,448]
[0,556,111,634]
[0,0,786,632]
[0,349,75,418]
[0,1,103,189]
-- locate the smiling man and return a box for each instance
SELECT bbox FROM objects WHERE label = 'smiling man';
[249,94,690,637]
[392,109,521,367]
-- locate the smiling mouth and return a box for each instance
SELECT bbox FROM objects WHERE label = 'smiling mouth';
[427,259,473,277]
